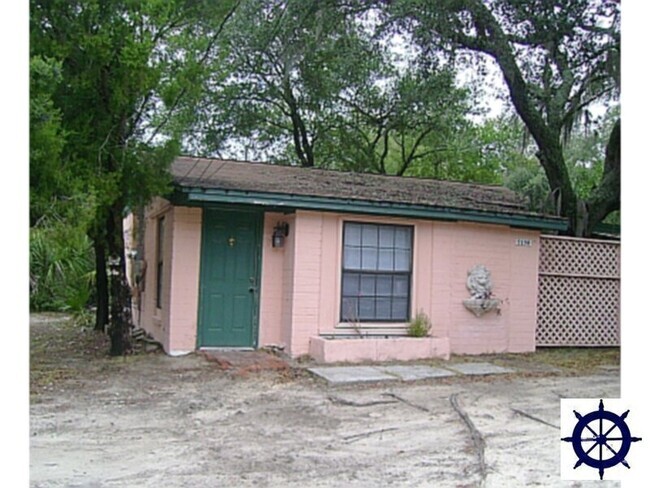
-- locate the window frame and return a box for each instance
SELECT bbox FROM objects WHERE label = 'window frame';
[156,215,165,309]
[339,221,414,323]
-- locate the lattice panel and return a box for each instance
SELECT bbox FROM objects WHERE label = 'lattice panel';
[539,236,619,278]
[537,276,619,346]
[537,236,620,347]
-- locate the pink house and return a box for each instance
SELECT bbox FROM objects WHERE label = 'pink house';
[128,157,565,362]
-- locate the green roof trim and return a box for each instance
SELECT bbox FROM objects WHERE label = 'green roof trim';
[172,186,567,231]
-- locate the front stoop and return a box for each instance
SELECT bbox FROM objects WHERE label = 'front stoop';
[309,336,450,363]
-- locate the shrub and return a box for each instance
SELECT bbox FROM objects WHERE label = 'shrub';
[407,311,432,337]
[30,217,94,312]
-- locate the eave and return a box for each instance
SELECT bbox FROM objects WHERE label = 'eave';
[171,186,568,232]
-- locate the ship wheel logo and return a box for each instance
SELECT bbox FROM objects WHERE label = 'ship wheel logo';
[562,399,642,480]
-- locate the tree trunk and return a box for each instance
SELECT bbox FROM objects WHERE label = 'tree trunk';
[534,140,581,235]
[94,240,109,332]
[584,119,621,236]
[105,202,133,356]
[439,0,602,236]
[283,78,315,167]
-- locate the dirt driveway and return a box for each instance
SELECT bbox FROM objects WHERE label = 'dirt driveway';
[30,315,620,487]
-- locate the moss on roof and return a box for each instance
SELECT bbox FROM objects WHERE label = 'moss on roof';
[171,157,552,219]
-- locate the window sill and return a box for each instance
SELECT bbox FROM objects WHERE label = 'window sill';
[333,322,409,339]
[336,322,408,328]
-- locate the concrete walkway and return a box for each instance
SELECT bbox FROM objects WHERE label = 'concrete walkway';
[308,361,515,385]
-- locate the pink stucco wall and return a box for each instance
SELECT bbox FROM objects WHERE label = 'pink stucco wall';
[433,222,540,354]
[258,212,290,348]
[258,212,315,357]
[135,204,540,359]
[137,197,172,351]
[310,336,451,363]
[136,198,202,355]
[167,206,202,354]
[283,210,541,357]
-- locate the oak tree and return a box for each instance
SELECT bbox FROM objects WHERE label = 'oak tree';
[386,0,620,235]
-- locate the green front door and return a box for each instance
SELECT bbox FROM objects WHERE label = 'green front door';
[198,208,262,347]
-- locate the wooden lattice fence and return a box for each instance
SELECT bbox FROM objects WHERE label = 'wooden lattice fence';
[536,235,620,346]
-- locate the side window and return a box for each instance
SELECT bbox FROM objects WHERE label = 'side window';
[156,216,165,309]
[341,222,413,322]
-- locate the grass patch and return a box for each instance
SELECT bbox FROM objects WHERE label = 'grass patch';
[516,347,619,372]
[440,347,619,375]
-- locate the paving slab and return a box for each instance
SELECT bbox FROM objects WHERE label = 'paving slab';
[445,362,515,376]
[378,365,457,381]
[308,361,517,384]
[308,366,397,385]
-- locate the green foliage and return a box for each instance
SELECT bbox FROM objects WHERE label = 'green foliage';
[72,309,96,329]
[404,117,523,185]
[407,311,432,338]
[31,0,202,212]
[501,106,620,217]
[30,0,238,348]
[192,0,615,233]
[30,0,240,223]
[193,0,474,175]
[193,0,372,165]
[30,56,68,224]
[331,66,475,177]
[504,163,551,212]
[30,216,95,312]
[386,0,620,235]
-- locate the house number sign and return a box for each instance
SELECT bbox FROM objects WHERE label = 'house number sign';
[515,238,533,247]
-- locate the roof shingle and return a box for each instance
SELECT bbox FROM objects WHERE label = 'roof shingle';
[171,157,542,218]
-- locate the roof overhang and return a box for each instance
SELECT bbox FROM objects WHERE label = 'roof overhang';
[171,186,567,232]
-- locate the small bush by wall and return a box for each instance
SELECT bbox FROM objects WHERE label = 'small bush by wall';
[408,311,432,337]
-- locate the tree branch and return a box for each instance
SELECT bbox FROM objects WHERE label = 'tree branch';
[145,1,241,145]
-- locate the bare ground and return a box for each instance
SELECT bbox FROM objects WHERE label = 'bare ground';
[30,314,620,488]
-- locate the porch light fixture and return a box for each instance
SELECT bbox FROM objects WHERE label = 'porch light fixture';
[272,222,289,248]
